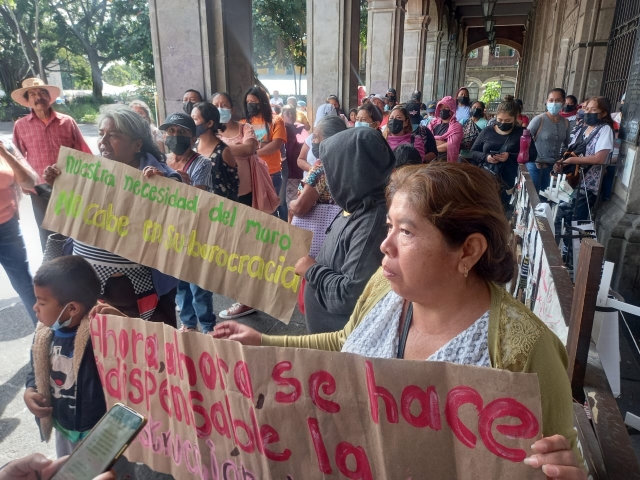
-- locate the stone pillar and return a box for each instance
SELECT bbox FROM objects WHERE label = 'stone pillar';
[423,30,443,100]
[366,0,408,97]
[452,52,463,92]
[307,0,360,124]
[148,0,253,120]
[445,40,457,95]
[400,14,430,102]
[436,40,450,99]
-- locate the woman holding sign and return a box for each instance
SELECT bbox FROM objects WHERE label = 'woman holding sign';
[213,162,586,479]
[43,105,181,327]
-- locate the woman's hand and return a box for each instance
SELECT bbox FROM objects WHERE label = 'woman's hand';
[494,152,509,162]
[89,303,127,318]
[523,435,586,479]
[210,321,261,346]
[0,453,115,480]
[295,256,316,277]
[0,139,9,158]
[42,165,61,186]
[142,166,165,179]
[176,170,191,185]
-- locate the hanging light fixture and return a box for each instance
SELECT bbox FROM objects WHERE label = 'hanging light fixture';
[482,0,498,18]
[484,17,495,32]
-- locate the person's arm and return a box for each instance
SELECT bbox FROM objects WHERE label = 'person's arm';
[304,210,386,316]
[225,124,258,157]
[257,118,286,156]
[527,115,540,141]
[71,120,92,154]
[221,145,237,168]
[561,149,609,166]
[289,184,319,217]
[297,143,312,172]
[0,141,37,190]
[188,158,213,190]
[470,129,489,164]
[446,124,463,159]
[418,127,437,162]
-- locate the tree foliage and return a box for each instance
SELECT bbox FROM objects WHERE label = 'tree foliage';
[253,0,306,73]
[0,0,154,98]
[480,81,502,104]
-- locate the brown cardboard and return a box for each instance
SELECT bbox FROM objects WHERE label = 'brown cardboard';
[91,315,546,479]
[42,147,312,323]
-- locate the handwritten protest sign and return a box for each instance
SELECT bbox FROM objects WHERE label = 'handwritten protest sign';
[42,147,312,322]
[92,315,545,479]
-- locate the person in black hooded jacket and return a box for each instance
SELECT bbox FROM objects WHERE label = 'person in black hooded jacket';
[293,127,395,333]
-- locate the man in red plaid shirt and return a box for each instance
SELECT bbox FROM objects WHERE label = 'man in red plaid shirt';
[11,78,92,250]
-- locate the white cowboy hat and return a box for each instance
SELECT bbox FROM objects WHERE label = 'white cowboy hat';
[11,78,61,108]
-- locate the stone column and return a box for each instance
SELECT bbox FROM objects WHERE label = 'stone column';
[423,30,443,100]
[400,14,429,102]
[307,0,360,124]
[366,0,408,97]
[148,0,253,120]
[436,40,450,99]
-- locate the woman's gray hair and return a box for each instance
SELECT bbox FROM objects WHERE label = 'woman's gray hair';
[128,99,152,123]
[315,115,348,140]
[97,104,165,163]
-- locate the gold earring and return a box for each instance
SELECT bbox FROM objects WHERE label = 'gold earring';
[463,266,468,278]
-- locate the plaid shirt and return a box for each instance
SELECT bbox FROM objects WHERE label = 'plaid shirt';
[13,109,91,183]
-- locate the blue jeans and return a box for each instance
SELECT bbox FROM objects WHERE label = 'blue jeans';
[525,162,551,193]
[176,281,215,332]
[0,216,38,325]
[271,171,286,220]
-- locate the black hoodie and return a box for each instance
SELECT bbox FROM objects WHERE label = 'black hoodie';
[303,128,394,333]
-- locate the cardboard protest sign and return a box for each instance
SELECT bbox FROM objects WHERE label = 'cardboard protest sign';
[92,315,545,479]
[42,147,312,323]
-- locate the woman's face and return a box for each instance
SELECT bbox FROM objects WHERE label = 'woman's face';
[389,110,410,134]
[350,110,357,122]
[495,112,516,128]
[98,117,142,164]
[131,106,150,123]
[246,94,261,109]
[191,107,213,130]
[381,192,461,301]
[471,102,483,111]
[212,95,232,111]
[458,89,469,98]
[355,110,379,129]
[546,91,564,106]
[584,100,606,119]
[328,98,340,110]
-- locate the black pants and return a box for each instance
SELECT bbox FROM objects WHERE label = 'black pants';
[30,193,54,252]
[238,191,253,207]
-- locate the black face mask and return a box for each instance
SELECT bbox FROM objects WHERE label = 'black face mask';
[388,96,396,104]
[165,135,192,156]
[439,109,451,120]
[496,122,514,132]
[458,96,470,106]
[388,118,405,135]
[471,108,483,119]
[195,123,209,138]
[183,101,194,115]
[585,113,601,126]
[311,142,320,159]
[246,103,261,117]
[563,104,577,113]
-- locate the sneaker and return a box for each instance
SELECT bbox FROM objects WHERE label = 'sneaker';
[219,303,256,319]
[179,324,198,333]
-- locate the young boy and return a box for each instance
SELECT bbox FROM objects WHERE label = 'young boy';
[24,256,106,458]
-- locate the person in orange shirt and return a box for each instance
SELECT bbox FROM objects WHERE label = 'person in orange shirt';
[240,86,287,219]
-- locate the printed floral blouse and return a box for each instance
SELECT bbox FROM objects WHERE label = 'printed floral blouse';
[298,161,334,204]
[209,142,239,201]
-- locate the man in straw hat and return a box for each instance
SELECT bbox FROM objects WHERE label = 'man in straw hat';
[11,78,91,250]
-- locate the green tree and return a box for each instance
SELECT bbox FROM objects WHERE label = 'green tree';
[48,0,154,98]
[480,81,502,104]
[253,0,306,93]
[103,63,142,87]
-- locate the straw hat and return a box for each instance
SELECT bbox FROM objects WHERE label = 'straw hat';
[11,78,61,108]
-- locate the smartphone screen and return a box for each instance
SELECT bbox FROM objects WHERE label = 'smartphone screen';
[53,404,146,480]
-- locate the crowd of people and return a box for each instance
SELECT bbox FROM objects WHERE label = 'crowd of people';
[0,75,618,479]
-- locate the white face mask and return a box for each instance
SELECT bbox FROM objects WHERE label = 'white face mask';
[49,303,73,332]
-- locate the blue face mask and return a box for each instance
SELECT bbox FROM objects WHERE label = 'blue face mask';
[49,303,73,332]
[218,108,232,124]
[384,105,390,112]
[547,102,562,115]
[354,121,371,128]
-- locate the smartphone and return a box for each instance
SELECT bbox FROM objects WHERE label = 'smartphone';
[489,150,501,155]
[53,404,147,480]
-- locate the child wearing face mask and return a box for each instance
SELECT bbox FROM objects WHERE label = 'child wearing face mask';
[24,256,107,458]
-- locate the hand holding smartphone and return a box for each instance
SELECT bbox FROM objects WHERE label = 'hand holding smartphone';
[52,404,146,480]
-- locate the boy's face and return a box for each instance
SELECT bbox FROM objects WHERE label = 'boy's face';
[33,285,71,327]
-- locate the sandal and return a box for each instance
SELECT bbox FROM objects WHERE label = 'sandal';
[179,324,198,333]
[219,303,256,319]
